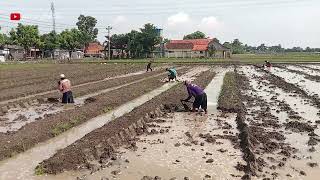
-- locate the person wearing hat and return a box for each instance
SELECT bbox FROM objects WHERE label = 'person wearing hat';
[166,67,177,82]
[58,74,74,104]
[181,80,207,114]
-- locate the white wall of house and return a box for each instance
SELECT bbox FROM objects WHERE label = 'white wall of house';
[166,49,192,58]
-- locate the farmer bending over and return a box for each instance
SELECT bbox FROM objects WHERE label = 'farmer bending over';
[265,61,272,68]
[146,61,153,72]
[58,74,74,104]
[166,67,177,82]
[181,80,207,114]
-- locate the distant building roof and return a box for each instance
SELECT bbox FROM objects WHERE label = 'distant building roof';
[167,39,211,51]
[85,42,104,54]
[165,42,193,50]
[166,38,230,51]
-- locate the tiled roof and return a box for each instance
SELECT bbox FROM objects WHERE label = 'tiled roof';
[85,43,104,53]
[168,39,213,51]
[165,42,193,50]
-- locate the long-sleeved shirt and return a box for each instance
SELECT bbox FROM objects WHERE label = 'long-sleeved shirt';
[59,79,72,93]
[168,68,177,77]
[185,84,204,101]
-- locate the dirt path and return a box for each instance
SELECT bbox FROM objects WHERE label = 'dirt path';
[0,67,208,180]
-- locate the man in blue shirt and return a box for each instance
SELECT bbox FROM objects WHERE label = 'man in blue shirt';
[181,80,207,114]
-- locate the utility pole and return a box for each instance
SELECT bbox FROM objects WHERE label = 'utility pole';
[51,2,56,33]
[106,26,112,60]
[51,2,56,60]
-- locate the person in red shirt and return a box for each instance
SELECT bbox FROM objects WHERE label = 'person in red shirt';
[58,74,74,104]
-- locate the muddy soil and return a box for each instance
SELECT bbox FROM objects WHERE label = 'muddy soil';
[0,71,178,162]
[70,112,244,180]
[0,64,149,102]
[39,70,216,174]
[238,66,320,180]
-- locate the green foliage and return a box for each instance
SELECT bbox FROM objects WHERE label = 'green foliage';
[183,31,206,40]
[0,33,9,47]
[40,31,59,51]
[50,117,82,136]
[76,15,98,45]
[107,23,161,58]
[9,23,40,51]
[208,45,217,57]
[35,165,45,176]
[103,106,113,113]
[218,72,241,112]
[59,28,82,58]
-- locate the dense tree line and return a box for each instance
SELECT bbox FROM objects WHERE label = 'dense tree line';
[223,39,320,54]
[0,15,99,59]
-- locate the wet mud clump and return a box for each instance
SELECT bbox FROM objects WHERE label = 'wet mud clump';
[285,121,315,133]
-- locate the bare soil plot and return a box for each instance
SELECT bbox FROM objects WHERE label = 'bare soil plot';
[0,63,149,101]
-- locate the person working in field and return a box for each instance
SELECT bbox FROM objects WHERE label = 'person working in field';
[146,61,153,72]
[58,74,74,104]
[166,67,177,82]
[265,61,272,68]
[181,80,207,114]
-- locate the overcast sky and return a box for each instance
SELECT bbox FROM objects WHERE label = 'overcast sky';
[0,0,319,48]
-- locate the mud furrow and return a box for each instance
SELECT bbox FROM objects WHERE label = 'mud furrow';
[239,66,320,179]
[255,66,320,110]
[276,65,320,83]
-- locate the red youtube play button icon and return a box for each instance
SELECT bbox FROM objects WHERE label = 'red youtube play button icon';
[10,13,21,21]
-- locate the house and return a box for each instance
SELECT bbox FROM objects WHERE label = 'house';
[54,49,84,60]
[165,38,231,58]
[84,42,104,58]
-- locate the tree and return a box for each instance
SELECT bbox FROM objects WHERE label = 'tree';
[76,15,98,46]
[40,31,59,58]
[0,33,9,48]
[9,23,40,58]
[231,39,245,54]
[208,44,217,57]
[183,31,206,40]
[126,30,144,58]
[139,23,161,55]
[59,28,82,59]
[257,44,268,52]
[110,34,129,58]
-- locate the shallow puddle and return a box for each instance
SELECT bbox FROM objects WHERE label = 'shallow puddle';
[0,67,207,180]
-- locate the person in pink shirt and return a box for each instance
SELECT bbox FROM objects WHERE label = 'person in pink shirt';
[58,74,74,104]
